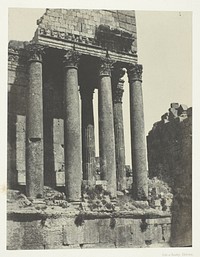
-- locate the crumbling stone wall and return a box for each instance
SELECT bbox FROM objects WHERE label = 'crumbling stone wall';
[147,103,192,247]
[7,212,171,249]
[35,9,137,54]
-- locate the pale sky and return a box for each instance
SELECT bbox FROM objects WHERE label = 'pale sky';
[8,9,192,166]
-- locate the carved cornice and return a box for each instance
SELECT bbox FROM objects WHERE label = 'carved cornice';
[25,43,45,63]
[98,57,115,77]
[113,78,124,103]
[37,26,137,55]
[63,50,81,69]
[127,64,143,83]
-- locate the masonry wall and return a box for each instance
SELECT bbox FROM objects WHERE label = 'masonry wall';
[7,213,171,249]
[147,105,192,246]
[35,9,137,54]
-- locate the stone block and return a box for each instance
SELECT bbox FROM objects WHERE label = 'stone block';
[7,220,24,250]
[16,147,25,162]
[130,219,145,246]
[147,217,171,225]
[178,104,188,115]
[169,107,178,119]
[23,222,44,247]
[143,224,163,244]
[56,171,65,186]
[115,225,132,247]
[82,220,99,244]
[162,224,171,242]
[16,114,26,132]
[54,143,64,163]
[44,228,63,248]
[99,221,116,243]
[170,103,180,109]
[18,170,26,184]
[63,224,84,245]
[16,160,25,170]
[53,118,64,144]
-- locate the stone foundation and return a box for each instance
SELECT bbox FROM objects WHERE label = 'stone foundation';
[7,210,171,249]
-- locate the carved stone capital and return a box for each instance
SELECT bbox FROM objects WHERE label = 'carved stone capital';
[113,78,124,103]
[63,50,81,69]
[26,43,45,63]
[112,67,125,87]
[98,57,115,77]
[127,64,143,83]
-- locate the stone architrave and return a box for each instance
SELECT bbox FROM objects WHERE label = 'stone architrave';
[127,64,148,200]
[80,87,96,186]
[63,50,82,202]
[112,68,126,191]
[26,44,44,198]
[98,57,117,197]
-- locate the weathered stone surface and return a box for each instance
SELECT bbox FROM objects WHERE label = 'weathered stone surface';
[130,219,145,246]
[147,104,192,247]
[63,224,84,245]
[127,64,148,200]
[81,88,96,185]
[26,49,44,198]
[36,9,137,54]
[112,72,126,191]
[63,50,82,202]
[98,58,116,197]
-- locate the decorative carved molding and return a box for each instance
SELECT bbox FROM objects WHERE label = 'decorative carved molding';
[63,50,81,69]
[127,64,143,83]
[8,47,27,66]
[25,43,45,63]
[113,78,124,103]
[98,57,115,77]
[37,26,137,55]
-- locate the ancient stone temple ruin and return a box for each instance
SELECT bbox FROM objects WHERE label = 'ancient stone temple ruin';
[7,9,192,249]
[8,9,147,201]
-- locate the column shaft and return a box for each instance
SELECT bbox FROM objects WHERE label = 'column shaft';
[128,64,148,200]
[113,77,126,191]
[63,50,82,202]
[81,91,96,186]
[26,45,44,198]
[98,58,116,197]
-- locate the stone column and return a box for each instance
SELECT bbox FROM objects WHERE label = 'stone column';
[127,64,148,200]
[112,68,126,191]
[80,87,96,187]
[63,50,82,202]
[26,44,44,198]
[98,57,116,197]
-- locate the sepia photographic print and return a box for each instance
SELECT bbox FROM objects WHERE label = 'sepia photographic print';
[2,0,200,256]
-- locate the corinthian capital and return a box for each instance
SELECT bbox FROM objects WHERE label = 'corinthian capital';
[113,78,125,104]
[98,57,115,77]
[26,43,45,63]
[63,50,81,69]
[127,64,143,83]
